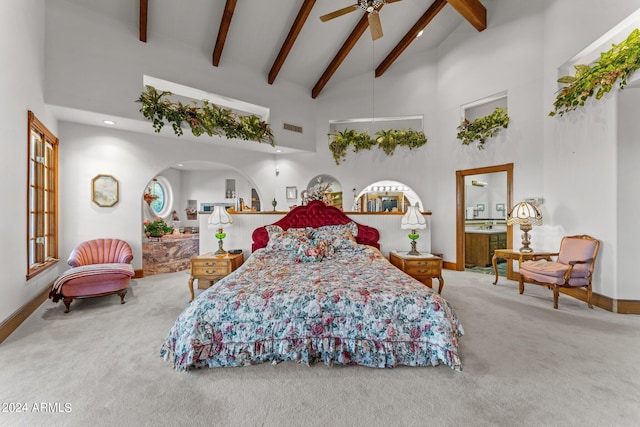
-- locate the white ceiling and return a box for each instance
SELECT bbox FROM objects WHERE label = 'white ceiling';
[47,1,487,165]
[57,0,471,89]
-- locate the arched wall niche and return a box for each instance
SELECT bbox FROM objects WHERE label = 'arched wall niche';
[353,180,423,213]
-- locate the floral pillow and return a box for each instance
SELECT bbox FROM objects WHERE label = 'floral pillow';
[292,239,329,263]
[315,221,359,237]
[265,225,311,252]
[312,227,359,252]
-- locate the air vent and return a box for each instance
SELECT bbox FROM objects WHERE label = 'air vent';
[283,122,303,134]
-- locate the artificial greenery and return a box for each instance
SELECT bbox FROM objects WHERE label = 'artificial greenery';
[456,107,509,149]
[137,85,274,145]
[144,217,173,237]
[550,28,640,117]
[328,128,427,165]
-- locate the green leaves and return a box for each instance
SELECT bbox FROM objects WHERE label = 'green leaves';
[137,85,275,145]
[328,128,427,165]
[551,28,640,117]
[456,107,509,149]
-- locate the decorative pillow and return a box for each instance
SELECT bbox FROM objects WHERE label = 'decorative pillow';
[265,226,312,252]
[312,227,359,251]
[292,239,329,263]
[315,221,358,237]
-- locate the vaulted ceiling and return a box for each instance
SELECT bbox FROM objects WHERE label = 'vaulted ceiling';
[137,0,488,98]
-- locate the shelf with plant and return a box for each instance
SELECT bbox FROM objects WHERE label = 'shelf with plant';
[328,128,427,165]
[456,107,509,149]
[144,217,173,238]
[137,85,275,145]
[550,28,640,117]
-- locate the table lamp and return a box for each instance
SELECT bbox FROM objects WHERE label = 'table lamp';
[401,203,427,256]
[507,201,542,253]
[208,205,233,255]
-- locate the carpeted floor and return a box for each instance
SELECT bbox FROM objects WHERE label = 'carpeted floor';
[1,269,639,427]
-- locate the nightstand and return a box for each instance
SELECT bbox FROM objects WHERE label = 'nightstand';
[188,252,244,302]
[389,250,444,293]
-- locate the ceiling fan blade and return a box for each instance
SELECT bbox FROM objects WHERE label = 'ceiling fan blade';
[320,4,359,22]
[368,12,383,40]
[385,0,404,3]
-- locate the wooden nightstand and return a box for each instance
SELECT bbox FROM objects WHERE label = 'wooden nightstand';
[389,250,444,293]
[188,252,244,302]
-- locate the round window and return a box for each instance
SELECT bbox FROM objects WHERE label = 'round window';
[149,181,166,214]
[145,176,173,219]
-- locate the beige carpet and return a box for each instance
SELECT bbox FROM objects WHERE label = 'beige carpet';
[1,269,639,427]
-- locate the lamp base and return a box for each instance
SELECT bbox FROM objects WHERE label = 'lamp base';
[407,231,421,256]
[215,229,227,255]
[519,223,533,253]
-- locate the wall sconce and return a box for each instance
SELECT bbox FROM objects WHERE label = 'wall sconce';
[471,180,487,187]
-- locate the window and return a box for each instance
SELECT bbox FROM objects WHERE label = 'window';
[27,111,59,279]
[145,176,173,218]
[148,180,166,214]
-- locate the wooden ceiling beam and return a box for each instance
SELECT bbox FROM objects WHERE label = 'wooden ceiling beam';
[375,0,447,78]
[139,0,148,42]
[312,6,383,99]
[446,0,487,31]
[212,0,238,67]
[268,0,316,85]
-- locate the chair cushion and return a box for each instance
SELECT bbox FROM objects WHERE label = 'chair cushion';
[520,260,590,286]
[557,238,596,267]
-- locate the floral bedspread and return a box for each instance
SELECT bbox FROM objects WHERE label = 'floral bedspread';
[161,246,464,371]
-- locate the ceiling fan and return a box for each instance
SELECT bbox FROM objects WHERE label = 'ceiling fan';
[320,0,404,40]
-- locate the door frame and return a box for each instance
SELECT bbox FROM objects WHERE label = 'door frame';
[456,163,514,275]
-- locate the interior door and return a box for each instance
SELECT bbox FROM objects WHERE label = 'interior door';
[456,163,513,276]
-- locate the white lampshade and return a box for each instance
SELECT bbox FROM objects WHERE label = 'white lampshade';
[507,202,542,226]
[207,205,233,229]
[401,204,426,230]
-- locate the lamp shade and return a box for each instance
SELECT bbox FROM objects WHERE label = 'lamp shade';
[401,204,426,230]
[207,205,233,229]
[507,202,542,226]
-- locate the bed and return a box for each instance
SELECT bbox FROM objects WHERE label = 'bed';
[161,201,463,371]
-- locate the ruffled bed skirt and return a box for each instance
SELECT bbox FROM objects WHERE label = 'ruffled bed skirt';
[160,333,462,372]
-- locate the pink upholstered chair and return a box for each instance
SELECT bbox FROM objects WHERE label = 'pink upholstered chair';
[50,239,134,313]
[518,235,599,309]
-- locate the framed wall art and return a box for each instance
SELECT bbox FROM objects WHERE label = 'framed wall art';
[92,174,119,207]
[286,186,297,200]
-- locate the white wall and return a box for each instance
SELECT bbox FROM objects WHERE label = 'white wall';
[4,0,640,325]
[44,0,317,153]
[0,0,61,323]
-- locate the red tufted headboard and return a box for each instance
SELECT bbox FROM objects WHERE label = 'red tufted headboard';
[251,201,380,252]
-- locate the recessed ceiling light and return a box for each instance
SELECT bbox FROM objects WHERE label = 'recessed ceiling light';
[416,30,424,38]
[176,163,184,167]
[275,149,282,153]
[103,120,116,125]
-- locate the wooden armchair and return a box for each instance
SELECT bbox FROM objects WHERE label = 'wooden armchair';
[518,235,599,309]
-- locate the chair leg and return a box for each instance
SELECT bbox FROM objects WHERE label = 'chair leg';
[519,275,525,294]
[63,297,73,313]
[587,284,593,309]
[117,288,127,305]
[553,285,559,309]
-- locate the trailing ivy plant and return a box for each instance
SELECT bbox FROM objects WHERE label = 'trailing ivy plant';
[137,85,274,145]
[328,128,427,165]
[550,28,640,117]
[456,107,510,149]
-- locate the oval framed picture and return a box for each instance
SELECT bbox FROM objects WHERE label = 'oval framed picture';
[92,174,119,207]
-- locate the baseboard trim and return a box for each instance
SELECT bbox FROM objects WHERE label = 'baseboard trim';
[134,269,144,279]
[443,261,457,270]
[616,299,640,314]
[0,285,51,345]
